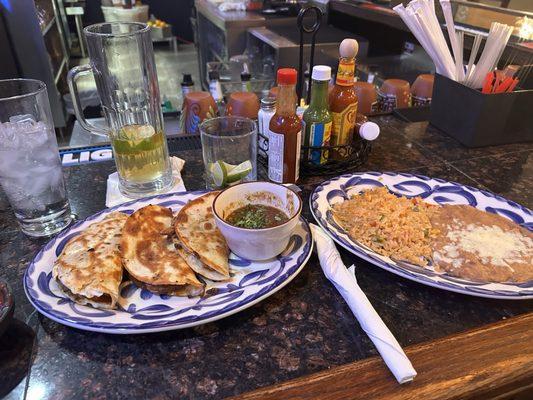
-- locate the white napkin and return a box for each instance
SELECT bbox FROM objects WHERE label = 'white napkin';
[105,156,186,208]
[218,2,246,12]
[310,224,417,384]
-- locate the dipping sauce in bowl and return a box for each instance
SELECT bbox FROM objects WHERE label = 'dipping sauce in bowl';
[226,204,289,229]
[213,181,302,260]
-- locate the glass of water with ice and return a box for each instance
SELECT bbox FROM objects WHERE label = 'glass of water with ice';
[0,79,72,237]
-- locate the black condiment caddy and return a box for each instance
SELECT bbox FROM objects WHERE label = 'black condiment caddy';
[300,138,372,176]
[430,74,533,147]
[295,6,372,176]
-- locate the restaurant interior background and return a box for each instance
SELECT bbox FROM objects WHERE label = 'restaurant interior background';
[1,0,531,150]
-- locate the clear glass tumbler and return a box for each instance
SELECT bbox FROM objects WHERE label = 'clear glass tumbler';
[200,117,257,189]
[0,79,72,237]
[68,22,172,198]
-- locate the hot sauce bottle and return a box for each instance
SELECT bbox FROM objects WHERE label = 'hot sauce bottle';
[303,65,333,165]
[329,39,359,159]
[268,68,302,184]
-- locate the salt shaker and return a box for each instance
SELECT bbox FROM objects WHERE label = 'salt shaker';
[257,96,276,167]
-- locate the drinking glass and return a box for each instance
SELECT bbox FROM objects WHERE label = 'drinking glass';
[200,117,257,189]
[68,22,172,198]
[0,79,72,237]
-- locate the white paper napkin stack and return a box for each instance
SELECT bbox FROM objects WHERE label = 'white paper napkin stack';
[310,224,417,384]
[105,156,186,208]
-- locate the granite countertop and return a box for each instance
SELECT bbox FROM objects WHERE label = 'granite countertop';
[1,117,532,399]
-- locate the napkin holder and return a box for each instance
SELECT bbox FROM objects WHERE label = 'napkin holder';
[429,74,533,148]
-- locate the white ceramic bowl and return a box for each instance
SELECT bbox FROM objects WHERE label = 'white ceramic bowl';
[213,181,302,261]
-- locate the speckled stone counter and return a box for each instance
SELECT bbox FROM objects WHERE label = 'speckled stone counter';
[1,117,532,400]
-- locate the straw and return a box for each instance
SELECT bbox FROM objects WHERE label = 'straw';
[466,23,514,88]
[465,33,482,83]
[394,0,514,90]
[394,5,448,76]
[394,0,456,80]
[412,3,456,79]
[456,31,465,81]
[440,0,463,81]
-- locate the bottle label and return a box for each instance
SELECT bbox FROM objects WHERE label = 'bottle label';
[377,91,397,112]
[336,59,355,86]
[268,129,301,183]
[268,131,284,183]
[331,102,357,145]
[209,82,223,102]
[258,110,273,166]
[307,121,332,165]
[295,129,301,182]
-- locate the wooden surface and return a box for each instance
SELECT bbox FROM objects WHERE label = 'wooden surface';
[232,313,533,400]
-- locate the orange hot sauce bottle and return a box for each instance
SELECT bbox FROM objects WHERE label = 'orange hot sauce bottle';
[329,39,359,159]
[268,68,302,184]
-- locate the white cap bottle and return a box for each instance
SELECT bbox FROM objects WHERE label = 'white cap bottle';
[311,65,332,81]
[359,121,380,141]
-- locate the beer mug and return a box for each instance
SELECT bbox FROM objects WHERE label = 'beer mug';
[68,22,172,197]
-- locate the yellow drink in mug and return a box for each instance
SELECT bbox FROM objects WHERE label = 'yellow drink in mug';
[112,124,171,184]
[67,22,173,197]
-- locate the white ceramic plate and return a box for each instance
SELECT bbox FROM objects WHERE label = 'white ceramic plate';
[24,191,313,334]
[310,172,533,300]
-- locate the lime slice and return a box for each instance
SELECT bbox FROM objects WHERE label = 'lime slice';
[209,160,228,188]
[226,160,253,184]
[221,161,237,173]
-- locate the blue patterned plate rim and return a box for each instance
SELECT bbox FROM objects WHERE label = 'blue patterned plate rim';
[24,191,314,334]
[309,171,533,300]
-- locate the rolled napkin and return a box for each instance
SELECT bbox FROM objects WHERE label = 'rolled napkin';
[105,156,186,208]
[309,224,417,384]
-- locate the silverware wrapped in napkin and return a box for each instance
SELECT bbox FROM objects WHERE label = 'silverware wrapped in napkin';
[310,224,417,384]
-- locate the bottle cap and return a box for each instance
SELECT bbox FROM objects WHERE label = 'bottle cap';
[182,73,193,84]
[241,72,251,82]
[260,97,276,107]
[359,121,380,141]
[208,71,220,81]
[311,65,331,81]
[277,68,297,85]
[339,39,359,59]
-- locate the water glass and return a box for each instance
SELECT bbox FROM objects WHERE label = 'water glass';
[0,79,72,237]
[200,117,257,189]
[68,22,172,198]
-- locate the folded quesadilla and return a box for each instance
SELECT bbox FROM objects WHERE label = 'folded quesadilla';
[52,212,128,310]
[175,192,230,281]
[121,205,204,296]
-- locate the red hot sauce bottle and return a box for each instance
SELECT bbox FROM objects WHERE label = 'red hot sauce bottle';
[268,68,302,184]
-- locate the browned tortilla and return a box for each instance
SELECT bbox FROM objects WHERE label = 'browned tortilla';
[52,212,128,310]
[430,205,533,282]
[175,192,230,280]
[121,205,204,296]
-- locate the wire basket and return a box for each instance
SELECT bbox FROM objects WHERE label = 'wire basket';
[300,138,372,176]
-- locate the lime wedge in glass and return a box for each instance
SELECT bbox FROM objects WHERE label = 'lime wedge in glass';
[209,161,228,188]
[226,160,253,184]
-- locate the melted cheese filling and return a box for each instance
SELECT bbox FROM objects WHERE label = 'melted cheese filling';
[442,223,533,268]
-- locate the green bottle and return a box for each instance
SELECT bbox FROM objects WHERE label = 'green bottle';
[303,66,333,165]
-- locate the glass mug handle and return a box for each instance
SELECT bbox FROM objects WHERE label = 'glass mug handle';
[67,65,108,137]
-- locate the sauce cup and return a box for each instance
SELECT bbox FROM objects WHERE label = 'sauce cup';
[213,181,302,261]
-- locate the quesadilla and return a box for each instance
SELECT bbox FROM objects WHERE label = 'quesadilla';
[52,212,128,310]
[175,192,230,281]
[121,205,204,296]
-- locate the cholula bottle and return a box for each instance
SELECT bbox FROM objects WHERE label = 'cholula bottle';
[329,39,359,159]
[268,68,302,184]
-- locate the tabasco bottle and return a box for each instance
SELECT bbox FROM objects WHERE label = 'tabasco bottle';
[329,39,359,159]
[268,68,302,184]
